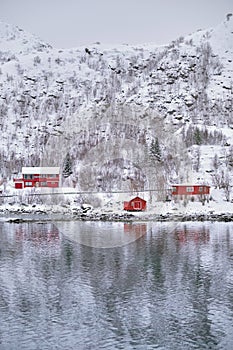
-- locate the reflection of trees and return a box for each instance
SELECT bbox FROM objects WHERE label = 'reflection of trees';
[1,222,233,348]
[0,222,63,346]
[79,223,232,348]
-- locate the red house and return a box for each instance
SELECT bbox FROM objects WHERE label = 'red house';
[14,167,60,189]
[124,196,147,211]
[171,184,210,196]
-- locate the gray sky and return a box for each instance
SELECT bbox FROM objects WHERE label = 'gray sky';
[1,0,232,48]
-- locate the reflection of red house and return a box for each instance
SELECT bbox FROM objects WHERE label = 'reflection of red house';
[16,224,60,244]
[171,184,210,196]
[124,196,147,211]
[124,223,147,236]
[175,226,210,244]
[14,167,60,189]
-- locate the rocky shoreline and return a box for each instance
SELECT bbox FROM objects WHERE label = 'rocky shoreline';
[71,211,233,222]
[1,205,233,223]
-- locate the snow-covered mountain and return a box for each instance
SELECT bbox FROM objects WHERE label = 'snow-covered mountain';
[0,15,232,200]
[0,20,51,55]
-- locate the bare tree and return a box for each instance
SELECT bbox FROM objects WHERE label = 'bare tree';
[193,147,201,172]
[221,171,231,201]
[212,153,220,170]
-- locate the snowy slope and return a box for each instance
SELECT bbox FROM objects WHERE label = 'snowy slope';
[0,15,233,208]
[0,20,51,55]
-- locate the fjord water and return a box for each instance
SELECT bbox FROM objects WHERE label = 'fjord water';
[0,221,233,350]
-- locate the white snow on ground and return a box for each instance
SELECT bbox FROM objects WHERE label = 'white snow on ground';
[0,16,233,219]
[0,183,233,219]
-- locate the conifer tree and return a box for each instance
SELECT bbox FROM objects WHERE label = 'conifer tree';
[63,152,73,178]
[150,137,162,162]
[194,127,202,145]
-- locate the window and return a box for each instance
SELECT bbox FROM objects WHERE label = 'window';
[199,187,203,192]
[172,186,177,192]
[25,181,32,186]
[40,182,47,187]
[23,174,34,179]
[186,187,194,192]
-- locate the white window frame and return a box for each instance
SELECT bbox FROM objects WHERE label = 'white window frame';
[24,174,34,179]
[186,186,194,192]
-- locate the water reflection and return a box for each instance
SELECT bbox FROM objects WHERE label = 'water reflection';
[56,221,147,248]
[15,223,60,244]
[124,222,147,236]
[174,224,210,244]
[0,221,233,349]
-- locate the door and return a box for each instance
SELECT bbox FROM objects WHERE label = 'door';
[134,201,142,210]
[15,182,23,189]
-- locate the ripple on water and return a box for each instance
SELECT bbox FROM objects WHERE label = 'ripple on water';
[0,221,233,349]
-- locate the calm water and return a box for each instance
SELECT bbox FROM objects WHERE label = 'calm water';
[0,220,233,350]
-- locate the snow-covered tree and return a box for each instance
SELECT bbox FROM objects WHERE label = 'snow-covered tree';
[212,154,220,170]
[150,138,162,162]
[62,152,73,178]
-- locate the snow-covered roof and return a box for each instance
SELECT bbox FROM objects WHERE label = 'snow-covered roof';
[22,167,60,174]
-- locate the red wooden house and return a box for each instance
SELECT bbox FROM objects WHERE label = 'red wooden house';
[171,184,210,196]
[14,167,60,189]
[124,196,147,211]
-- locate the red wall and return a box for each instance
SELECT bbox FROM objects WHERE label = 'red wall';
[14,175,60,189]
[172,185,210,195]
[15,182,23,189]
[124,197,147,211]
